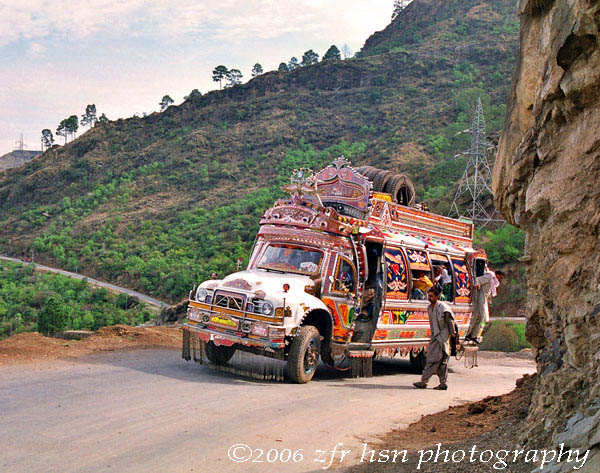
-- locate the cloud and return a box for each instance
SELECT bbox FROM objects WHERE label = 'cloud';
[26,41,46,58]
[0,0,391,46]
[0,1,393,155]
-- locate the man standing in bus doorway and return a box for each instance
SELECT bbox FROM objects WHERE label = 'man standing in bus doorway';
[413,286,455,390]
[465,267,503,343]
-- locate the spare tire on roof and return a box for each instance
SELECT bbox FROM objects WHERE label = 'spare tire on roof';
[365,169,381,180]
[384,174,416,207]
[355,166,372,176]
[373,170,394,193]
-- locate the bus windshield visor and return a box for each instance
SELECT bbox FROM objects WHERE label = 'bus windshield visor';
[258,245,322,275]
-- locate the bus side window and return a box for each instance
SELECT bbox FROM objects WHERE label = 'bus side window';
[406,249,432,301]
[383,247,409,300]
[430,254,454,302]
[451,257,472,304]
[334,256,356,294]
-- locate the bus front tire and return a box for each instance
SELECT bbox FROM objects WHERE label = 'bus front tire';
[205,341,236,365]
[287,326,321,384]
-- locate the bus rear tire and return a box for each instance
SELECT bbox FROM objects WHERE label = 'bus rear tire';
[410,349,427,374]
[287,326,321,384]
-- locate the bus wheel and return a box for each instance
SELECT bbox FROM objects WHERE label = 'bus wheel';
[205,341,236,365]
[410,350,427,374]
[287,326,321,384]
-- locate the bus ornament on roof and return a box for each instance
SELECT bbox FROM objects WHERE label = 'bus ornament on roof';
[283,167,320,198]
[315,156,372,220]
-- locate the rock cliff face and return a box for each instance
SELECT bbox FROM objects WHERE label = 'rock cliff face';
[494,0,600,470]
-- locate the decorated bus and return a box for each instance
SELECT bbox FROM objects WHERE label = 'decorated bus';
[182,157,486,383]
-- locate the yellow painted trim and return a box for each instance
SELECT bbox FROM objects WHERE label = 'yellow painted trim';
[189,301,210,310]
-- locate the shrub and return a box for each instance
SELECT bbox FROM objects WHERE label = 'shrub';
[479,321,521,352]
[37,297,67,336]
[475,225,525,266]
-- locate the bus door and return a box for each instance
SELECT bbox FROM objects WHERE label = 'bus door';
[350,241,383,344]
[324,252,358,339]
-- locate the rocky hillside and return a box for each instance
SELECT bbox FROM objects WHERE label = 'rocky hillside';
[0,150,40,171]
[0,0,518,301]
[494,0,600,470]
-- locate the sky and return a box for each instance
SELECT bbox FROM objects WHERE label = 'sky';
[0,0,396,155]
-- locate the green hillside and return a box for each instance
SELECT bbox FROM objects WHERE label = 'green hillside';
[0,0,518,302]
[0,260,152,339]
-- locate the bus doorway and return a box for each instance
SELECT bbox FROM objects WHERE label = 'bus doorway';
[351,241,383,345]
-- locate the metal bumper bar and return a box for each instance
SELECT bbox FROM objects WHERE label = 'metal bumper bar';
[183,322,285,350]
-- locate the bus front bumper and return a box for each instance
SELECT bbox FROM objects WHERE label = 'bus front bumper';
[183,322,286,350]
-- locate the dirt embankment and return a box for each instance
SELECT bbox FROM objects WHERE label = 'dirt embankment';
[0,325,182,366]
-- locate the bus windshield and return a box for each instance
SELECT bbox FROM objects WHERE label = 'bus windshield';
[257,244,322,276]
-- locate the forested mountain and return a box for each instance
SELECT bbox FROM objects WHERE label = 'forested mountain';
[0,0,519,301]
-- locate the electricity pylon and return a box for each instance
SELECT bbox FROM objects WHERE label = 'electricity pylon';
[449,98,503,227]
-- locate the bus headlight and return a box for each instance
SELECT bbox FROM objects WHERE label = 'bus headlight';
[262,301,274,315]
[196,287,208,302]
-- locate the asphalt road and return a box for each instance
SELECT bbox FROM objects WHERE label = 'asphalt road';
[0,348,535,473]
[0,255,169,308]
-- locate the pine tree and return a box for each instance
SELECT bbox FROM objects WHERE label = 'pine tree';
[322,45,341,61]
[225,69,243,87]
[278,62,289,72]
[41,129,54,150]
[184,89,202,101]
[212,65,229,89]
[287,57,299,70]
[56,119,69,144]
[66,115,79,141]
[301,49,319,66]
[251,63,264,77]
[392,0,411,20]
[81,104,97,128]
[159,95,174,111]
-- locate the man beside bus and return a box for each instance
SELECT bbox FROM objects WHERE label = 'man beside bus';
[413,286,455,390]
[465,267,504,343]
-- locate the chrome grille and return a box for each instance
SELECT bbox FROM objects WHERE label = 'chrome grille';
[214,292,245,311]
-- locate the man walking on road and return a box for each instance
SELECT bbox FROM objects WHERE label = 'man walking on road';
[413,287,455,390]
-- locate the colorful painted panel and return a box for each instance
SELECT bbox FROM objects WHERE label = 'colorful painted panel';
[380,309,429,325]
[384,248,409,300]
[373,328,430,341]
[322,298,355,328]
[389,310,409,324]
[315,157,372,218]
[451,257,472,303]
[406,249,430,271]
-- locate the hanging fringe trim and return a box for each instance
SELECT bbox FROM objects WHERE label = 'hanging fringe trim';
[186,331,286,381]
[348,350,374,378]
[182,329,191,361]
